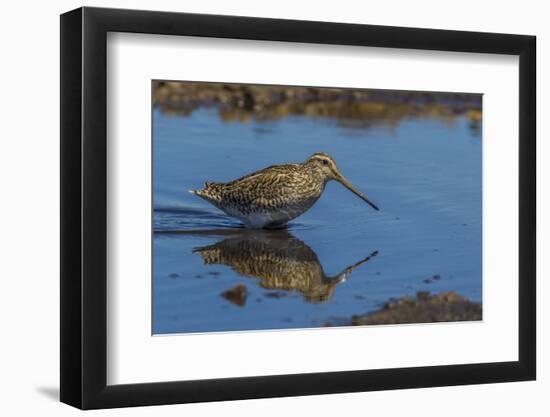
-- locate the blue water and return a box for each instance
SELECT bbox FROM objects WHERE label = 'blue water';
[153,108,481,334]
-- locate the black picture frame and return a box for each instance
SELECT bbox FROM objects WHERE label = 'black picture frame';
[60,6,536,410]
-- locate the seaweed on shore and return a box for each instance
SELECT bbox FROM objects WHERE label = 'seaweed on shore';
[326,291,481,326]
[152,81,482,131]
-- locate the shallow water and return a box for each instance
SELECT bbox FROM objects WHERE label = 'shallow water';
[153,108,481,334]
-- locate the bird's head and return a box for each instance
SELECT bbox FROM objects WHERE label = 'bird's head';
[305,152,379,211]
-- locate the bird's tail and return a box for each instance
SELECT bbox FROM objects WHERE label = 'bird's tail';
[189,182,219,202]
[189,188,209,198]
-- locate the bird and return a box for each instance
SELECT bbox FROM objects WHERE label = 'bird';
[190,152,379,229]
[193,229,378,303]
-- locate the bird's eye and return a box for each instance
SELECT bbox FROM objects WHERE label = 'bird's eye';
[322,159,329,166]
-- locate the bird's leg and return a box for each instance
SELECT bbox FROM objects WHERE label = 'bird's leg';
[263,221,289,230]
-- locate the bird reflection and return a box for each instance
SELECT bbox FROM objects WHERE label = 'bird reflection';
[191,229,378,303]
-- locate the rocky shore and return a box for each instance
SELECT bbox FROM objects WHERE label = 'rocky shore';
[326,291,482,326]
[153,81,482,128]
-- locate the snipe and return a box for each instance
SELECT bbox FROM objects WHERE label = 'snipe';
[190,152,379,229]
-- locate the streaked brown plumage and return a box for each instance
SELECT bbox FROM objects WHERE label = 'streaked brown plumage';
[190,152,379,229]
[193,230,378,303]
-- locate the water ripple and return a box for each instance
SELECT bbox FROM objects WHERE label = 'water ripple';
[154,206,240,231]
[154,205,315,233]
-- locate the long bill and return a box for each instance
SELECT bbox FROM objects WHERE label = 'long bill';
[336,175,380,211]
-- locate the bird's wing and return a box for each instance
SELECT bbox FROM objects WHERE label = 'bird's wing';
[223,163,300,187]
[224,164,301,197]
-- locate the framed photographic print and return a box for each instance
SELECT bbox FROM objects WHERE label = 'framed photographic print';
[60,6,536,409]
